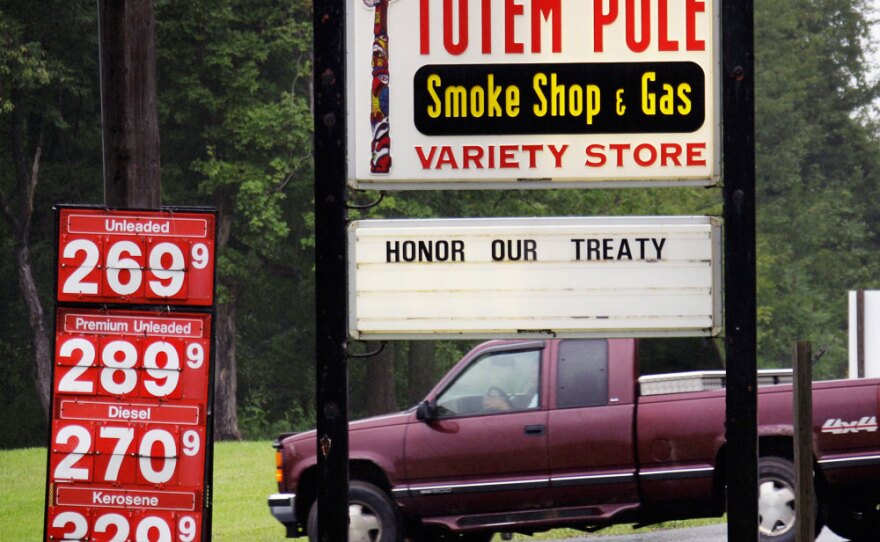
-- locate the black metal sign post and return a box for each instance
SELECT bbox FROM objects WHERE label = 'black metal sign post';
[313,1,351,541]
[722,1,758,540]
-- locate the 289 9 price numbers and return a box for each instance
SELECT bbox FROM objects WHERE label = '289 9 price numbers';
[55,335,208,400]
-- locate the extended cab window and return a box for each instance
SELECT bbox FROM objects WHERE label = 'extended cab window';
[557,340,608,408]
[436,348,541,417]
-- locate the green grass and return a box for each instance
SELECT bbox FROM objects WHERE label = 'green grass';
[1,443,720,541]
[0,442,295,542]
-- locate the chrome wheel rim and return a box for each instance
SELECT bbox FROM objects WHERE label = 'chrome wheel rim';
[349,502,382,542]
[758,477,796,536]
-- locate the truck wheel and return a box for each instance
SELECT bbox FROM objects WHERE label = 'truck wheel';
[758,457,797,542]
[307,481,402,542]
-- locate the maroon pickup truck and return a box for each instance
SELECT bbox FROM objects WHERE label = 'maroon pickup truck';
[268,339,880,542]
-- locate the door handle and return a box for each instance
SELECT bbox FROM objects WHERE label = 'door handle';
[524,424,545,436]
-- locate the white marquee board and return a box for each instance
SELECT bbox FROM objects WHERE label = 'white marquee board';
[348,216,722,339]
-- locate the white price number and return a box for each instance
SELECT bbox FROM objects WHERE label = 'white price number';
[53,425,202,484]
[51,511,200,542]
[62,239,210,298]
[57,337,193,398]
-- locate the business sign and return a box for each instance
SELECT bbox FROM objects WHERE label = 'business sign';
[46,309,212,542]
[57,208,216,306]
[47,206,216,542]
[348,216,722,338]
[348,0,720,189]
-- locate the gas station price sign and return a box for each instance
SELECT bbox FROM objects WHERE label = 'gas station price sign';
[56,208,216,306]
[46,308,212,542]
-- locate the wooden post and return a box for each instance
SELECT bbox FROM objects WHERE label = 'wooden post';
[793,341,815,542]
[98,0,161,209]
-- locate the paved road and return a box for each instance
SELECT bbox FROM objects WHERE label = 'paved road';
[545,524,848,541]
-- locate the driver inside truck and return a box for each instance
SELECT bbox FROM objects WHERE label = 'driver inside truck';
[482,369,539,411]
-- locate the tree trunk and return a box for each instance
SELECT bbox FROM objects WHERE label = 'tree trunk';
[15,241,52,416]
[213,286,242,440]
[0,123,51,417]
[407,341,436,405]
[366,343,397,416]
[212,205,242,440]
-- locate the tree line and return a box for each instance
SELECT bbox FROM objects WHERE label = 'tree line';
[1,0,878,447]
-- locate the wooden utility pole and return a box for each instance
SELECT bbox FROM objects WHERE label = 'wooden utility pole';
[99,0,161,208]
[794,341,815,542]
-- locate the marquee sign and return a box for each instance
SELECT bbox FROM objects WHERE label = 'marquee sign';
[56,208,215,306]
[348,216,722,338]
[348,0,720,189]
[46,206,217,542]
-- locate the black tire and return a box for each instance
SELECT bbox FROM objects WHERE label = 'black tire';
[826,500,880,542]
[307,481,402,542]
[757,456,821,542]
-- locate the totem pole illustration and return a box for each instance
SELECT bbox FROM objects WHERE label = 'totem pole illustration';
[366,0,392,174]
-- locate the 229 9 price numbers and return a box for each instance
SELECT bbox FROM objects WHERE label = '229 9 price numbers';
[48,510,201,542]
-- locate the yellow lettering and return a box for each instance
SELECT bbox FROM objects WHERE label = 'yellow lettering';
[470,86,485,117]
[505,86,520,117]
[445,86,467,118]
[586,85,600,124]
[642,72,656,115]
[533,73,548,117]
[427,74,442,118]
[677,83,692,115]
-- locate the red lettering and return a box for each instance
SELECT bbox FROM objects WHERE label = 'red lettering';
[437,145,459,168]
[686,142,707,166]
[686,0,706,51]
[420,0,430,54]
[660,143,683,166]
[521,144,542,168]
[499,145,518,168]
[585,144,607,167]
[548,144,568,167]
[505,0,525,53]
[609,143,631,167]
[633,143,657,166]
[415,146,437,169]
[482,0,492,53]
[444,0,468,55]
[625,0,650,53]
[531,0,562,53]
[593,0,618,53]
[657,0,677,51]
[463,145,485,168]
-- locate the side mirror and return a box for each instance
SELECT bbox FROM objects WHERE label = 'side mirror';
[416,400,438,421]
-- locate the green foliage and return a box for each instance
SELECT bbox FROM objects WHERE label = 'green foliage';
[754,0,880,377]
[1,0,879,443]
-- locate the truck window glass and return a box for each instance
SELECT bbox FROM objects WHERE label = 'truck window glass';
[557,340,609,408]
[638,337,724,375]
[436,349,541,417]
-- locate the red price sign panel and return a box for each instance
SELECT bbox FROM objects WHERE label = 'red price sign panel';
[56,208,216,306]
[46,308,212,542]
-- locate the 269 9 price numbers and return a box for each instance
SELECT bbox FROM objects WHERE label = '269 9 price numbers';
[58,237,212,304]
